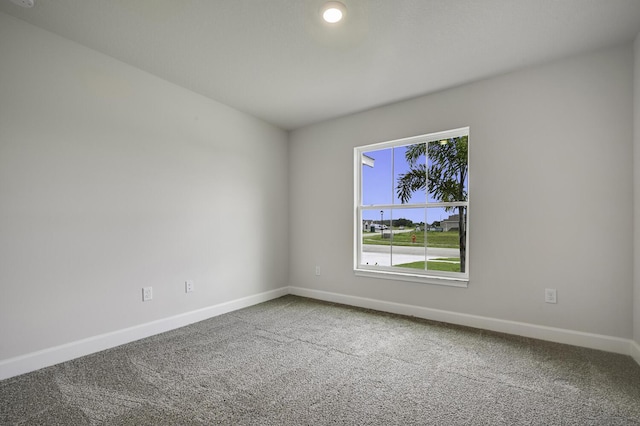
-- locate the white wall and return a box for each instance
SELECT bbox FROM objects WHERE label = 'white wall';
[290,44,634,339]
[0,13,288,361]
[634,33,640,347]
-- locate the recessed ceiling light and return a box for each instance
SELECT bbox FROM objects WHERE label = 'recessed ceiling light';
[321,1,346,24]
[10,0,35,8]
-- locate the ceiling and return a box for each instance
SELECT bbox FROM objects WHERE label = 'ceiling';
[2,0,640,130]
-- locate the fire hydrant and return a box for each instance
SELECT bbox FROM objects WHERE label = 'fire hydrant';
[411,234,416,244]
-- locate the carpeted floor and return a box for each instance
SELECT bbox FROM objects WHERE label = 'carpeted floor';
[1,295,640,425]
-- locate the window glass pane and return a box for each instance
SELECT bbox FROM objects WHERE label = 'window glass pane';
[389,208,426,268]
[426,206,467,273]
[361,209,391,267]
[356,128,469,282]
[427,136,468,202]
[362,148,392,205]
[394,144,426,204]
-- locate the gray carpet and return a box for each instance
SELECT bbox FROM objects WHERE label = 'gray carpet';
[2,295,640,425]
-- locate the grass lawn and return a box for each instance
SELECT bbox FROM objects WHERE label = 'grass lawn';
[395,260,461,272]
[363,230,460,248]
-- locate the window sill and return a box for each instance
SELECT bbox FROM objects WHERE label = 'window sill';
[354,268,468,288]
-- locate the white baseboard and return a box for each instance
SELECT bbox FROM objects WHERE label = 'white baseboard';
[288,287,635,358]
[631,340,640,367]
[0,287,288,381]
[3,286,638,381]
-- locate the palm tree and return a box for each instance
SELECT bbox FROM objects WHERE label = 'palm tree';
[396,136,468,272]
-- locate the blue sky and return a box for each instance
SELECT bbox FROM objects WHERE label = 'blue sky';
[361,144,461,225]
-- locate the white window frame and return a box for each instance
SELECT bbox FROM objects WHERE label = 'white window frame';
[353,127,469,287]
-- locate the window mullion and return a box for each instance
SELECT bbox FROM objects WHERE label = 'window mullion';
[390,147,394,266]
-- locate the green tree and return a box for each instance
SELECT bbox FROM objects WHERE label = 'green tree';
[393,218,414,228]
[396,136,468,272]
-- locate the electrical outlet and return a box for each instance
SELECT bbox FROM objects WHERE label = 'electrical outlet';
[315,266,321,276]
[142,286,153,302]
[185,280,194,293]
[544,288,557,304]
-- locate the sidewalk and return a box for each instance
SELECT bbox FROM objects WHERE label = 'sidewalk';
[361,244,459,266]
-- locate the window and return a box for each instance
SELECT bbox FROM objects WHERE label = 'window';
[354,127,469,286]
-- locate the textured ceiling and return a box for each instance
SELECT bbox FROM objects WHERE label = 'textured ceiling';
[2,0,640,130]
